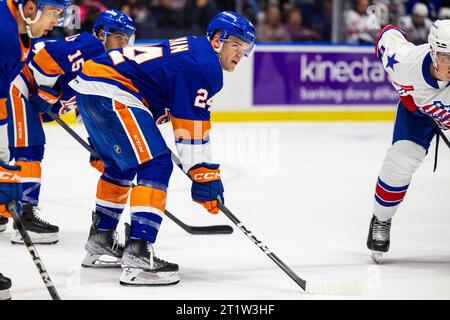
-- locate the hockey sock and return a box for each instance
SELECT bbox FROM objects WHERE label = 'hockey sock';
[129,184,167,243]
[95,176,131,230]
[374,177,409,220]
[15,161,41,205]
[373,140,425,221]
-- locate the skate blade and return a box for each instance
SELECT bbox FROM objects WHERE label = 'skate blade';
[11,231,58,245]
[81,253,122,268]
[371,251,383,264]
[119,268,180,286]
[0,289,11,301]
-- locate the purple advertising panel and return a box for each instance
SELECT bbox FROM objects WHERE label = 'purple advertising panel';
[253,47,398,106]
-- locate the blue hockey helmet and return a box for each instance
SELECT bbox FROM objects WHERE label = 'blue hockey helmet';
[15,0,71,10]
[206,11,256,57]
[94,10,136,46]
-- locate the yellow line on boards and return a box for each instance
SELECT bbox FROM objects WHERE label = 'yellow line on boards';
[210,110,395,122]
[47,110,396,125]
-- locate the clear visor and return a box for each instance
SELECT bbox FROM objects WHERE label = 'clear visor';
[103,31,135,47]
[223,39,255,57]
[436,51,450,65]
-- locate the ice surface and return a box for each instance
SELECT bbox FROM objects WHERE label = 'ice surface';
[1,121,449,300]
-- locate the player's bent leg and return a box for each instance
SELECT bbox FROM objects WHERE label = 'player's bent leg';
[82,168,134,268]
[368,140,426,262]
[10,146,59,245]
[120,154,179,286]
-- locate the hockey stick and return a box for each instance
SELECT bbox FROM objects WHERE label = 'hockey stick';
[170,151,363,295]
[46,111,233,235]
[7,201,61,300]
[429,118,450,149]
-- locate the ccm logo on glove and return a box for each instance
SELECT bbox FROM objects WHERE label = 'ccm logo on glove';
[191,171,220,182]
[0,171,20,182]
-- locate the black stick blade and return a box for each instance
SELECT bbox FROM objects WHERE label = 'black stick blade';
[165,210,233,235]
[186,225,234,235]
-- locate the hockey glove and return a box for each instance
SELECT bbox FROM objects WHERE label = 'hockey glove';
[88,137,105,173]
[188,163,224,214]
[0,163,22,218]
[29,85,62,113]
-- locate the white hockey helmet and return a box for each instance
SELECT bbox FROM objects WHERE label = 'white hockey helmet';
[428,20,450,68]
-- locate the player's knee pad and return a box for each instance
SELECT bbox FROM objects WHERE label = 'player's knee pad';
[381,140,426,184]
[137,152,173,188]
[10,145,45,162]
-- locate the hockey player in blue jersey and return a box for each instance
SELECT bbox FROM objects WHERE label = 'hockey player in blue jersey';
[70,11,256,286]
[5,9,135,245]
[0,0,69,299]
[0,0,69,232]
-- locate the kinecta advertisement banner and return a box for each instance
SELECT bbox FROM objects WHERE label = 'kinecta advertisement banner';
[253,46,398,106]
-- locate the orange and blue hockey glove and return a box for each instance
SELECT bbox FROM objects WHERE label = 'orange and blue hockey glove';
[29,85,61,113]
[0,163,22,218]
[88,137,105,174]
[188,163,224,214]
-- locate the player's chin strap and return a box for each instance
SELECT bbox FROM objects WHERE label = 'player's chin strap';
[18,4,42,38]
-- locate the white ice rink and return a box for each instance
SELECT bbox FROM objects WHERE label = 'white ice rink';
[1,121,449,300]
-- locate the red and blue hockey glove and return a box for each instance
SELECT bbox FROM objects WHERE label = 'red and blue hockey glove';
[0,163,22,218]
[188,163,224,214]
[29,85,61,113]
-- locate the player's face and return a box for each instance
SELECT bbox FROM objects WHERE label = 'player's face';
[105,32,131,50]
[30,6,64,37]
[435,52,450,81]
[219,36,250,72]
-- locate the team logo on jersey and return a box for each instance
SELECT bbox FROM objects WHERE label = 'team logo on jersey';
[59,96,77,115]
[422,101,450,121]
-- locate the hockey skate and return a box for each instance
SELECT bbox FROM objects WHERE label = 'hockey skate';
[120,238,179,286]
[0,273,11,300]
[0,215,7,232]
[367,215,391,264]
[82,212,124,268]
[11,204,59,245]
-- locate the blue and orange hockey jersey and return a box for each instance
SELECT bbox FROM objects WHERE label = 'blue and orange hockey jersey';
[7,32,104,147]
[0,0,35,124]
[70,36,224,171]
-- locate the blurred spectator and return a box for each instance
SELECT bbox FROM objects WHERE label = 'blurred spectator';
[397,2,432,45]
[153,0,191,29]
[76,0,107,25]
[285,7,321,41]
[406,0,440,20]
[344,0,377,44]
[80,4,103,33]
[372,0,405,26]
[310,0,332,41]
[438,7,450,20]
[280,0,315,26]
[372,1,390,28]
[119,0,151,24]
[190,0,219,34]
[119,0,156,38]
[256,4,291,41]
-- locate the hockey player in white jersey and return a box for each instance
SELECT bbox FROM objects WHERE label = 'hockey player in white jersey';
[367,21,450,263]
